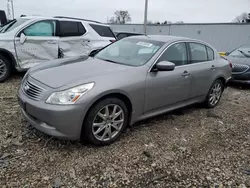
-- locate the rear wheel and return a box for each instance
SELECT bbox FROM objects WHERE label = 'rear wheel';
[0,55,11,82]
[82,98,128,145]
[204,79,224,108]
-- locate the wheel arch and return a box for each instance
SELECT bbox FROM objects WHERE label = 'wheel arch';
[215,76,226,88]
[80,91,133,139]
[0,48,17,70]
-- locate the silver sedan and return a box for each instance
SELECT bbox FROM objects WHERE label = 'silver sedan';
[18,35,232,145]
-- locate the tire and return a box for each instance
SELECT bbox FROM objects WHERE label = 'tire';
[204,79,224,108]
[82,97,129,146]
[0,54,11,83]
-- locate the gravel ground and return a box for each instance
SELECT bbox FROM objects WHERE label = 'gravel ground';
[0,74,250,187]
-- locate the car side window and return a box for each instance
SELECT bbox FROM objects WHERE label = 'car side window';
[23,20,56,36]
[157,42,188,66]
[206,46,214,61]
[89,24,116,38]
[189,43,208,63]
[59,21,86,37]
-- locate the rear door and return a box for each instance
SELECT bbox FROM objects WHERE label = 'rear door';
[15,20,59,69]
[58,21,91,57]
[187,42,215,98]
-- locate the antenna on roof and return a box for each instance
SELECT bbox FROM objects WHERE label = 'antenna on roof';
[54,16,102,24]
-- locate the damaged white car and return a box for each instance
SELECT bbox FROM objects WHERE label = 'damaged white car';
[0,16,117,82]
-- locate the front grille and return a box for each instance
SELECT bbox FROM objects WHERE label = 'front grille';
[22,79,46,101]
[232,63,249,74]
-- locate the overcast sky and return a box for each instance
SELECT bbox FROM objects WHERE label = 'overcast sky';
[1,0,249,23]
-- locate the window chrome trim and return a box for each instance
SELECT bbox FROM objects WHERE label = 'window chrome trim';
[148,40,215,72]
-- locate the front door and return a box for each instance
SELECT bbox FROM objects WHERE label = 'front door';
[15,20,59,69]
[145,42,191,112]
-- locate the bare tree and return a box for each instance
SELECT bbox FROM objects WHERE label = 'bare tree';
[108,10,131,24]
[233,12,249,22]
[162,20,173,24]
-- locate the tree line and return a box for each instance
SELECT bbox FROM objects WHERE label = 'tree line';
[107,10,184,24]
[107,10,250,24]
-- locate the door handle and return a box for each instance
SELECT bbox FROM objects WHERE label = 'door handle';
[47,41,57,44]
[181,71,190,77]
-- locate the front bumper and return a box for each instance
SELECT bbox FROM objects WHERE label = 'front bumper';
[18,87,88,140]
[230,72,250,84]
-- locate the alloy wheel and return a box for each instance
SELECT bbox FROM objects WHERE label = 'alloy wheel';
[0,59,7,79]
[209,83,222,106]
[92,104,125,142]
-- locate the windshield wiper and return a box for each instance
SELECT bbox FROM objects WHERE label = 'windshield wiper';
[238,50,250,58]
[98,58,119,64]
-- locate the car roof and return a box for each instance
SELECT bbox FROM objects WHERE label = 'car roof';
[19,15,109,26]
[114,31,144,34]
[127,35,215,48]
[128,35,192,42]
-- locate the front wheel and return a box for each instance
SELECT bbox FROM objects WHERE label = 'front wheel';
[82,98,129,146]
[204,79,224,108]
[0,55,12,82]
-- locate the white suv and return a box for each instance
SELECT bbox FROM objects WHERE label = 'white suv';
[0,16,117,82]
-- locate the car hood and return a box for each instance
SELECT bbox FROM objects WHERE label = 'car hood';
[29,56,130,88]
[224,56,250,65]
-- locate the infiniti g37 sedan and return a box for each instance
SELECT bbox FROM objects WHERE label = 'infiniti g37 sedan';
[18,35,232,145]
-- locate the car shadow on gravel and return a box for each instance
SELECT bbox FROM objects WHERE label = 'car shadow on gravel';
[130,104,199,130]
[227,82,250,90]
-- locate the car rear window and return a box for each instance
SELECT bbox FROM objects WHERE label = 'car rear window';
[59,21,86,37]
[189,43,208,63]
[89,24,115,38]
[206,46,214,61]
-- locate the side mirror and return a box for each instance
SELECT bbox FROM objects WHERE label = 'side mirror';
[155,61,175,71]
[20,33,27,44]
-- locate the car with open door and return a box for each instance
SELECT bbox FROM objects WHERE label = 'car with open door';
[0,15,116,82]
[18,35,232,145]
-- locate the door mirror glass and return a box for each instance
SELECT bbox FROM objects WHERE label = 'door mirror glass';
[20,33,27,44]
[155,61,175,71]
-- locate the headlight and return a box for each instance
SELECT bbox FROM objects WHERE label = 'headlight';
[46,83,94,105]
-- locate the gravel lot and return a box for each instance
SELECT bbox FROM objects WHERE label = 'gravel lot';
[0,74,250,187]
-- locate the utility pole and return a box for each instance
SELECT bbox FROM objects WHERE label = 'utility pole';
[7,0,14,19]
[7,0,11,20]
[143,0,148,35]
[11,0,14,19]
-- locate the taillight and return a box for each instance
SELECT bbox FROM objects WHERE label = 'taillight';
[229,62,233,69]
[110,40,116,43]
[222,56,232,69]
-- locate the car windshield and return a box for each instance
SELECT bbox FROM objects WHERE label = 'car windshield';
[95,38,164,66]
[0,18,29,33]
[228,46,250,58]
